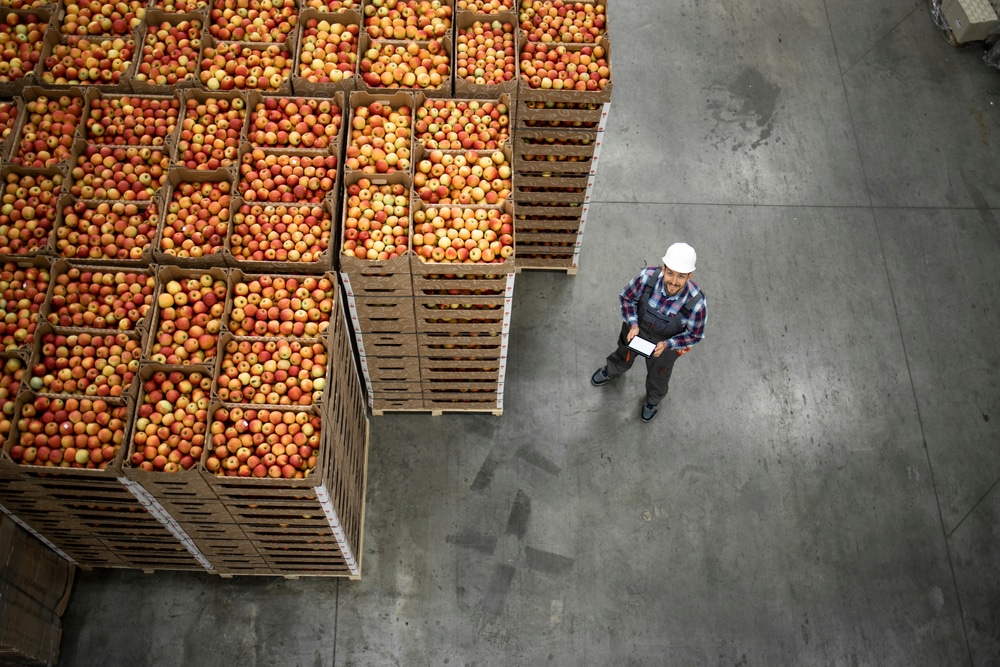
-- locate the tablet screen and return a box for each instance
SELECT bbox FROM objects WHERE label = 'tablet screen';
[627,336,656,357]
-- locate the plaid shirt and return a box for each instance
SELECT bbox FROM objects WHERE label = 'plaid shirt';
[620,267,707,351]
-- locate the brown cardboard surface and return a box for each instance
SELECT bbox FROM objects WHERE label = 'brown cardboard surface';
[364,356,421,382]
[358,331,419,356]
[941,0,999,42]
[0,582,62,666]
[0,514,75,616]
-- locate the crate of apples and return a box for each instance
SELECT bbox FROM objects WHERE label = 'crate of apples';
[82,94,181,148]
[0,261,49,353]
[238,149,338,203]
[295,13,360,89]
[176,94,245,171]
[414,148,512,205]
[39,35,136,87]
[11,93,83,168]
[7,393,129,470]
[60,0,146,35]
[247,95,343,151]
[415,97,510,150]
[520,41,610,93]
[341,175,410,261]
[216,337,328,406]
[345,96,411,173]
[132,15,204,90]
[53,199,158,262]
[205,404,322,478]
[46,264,156,331]
[303,0,359,10]
[229,202,333,266]
[457,0,511,9]
[0,356,25,444]
[200,41,293,92]
[209,0,297,43]
[455,18,517,89]
[157,177,232,261]
[69,145,170,201]
[362,0,452,40]
[359,38,450,91]
[0,170,62,256]
[148,270,228,366]
[413,204,513,263]
[0,11,47,89]
[227,273,335,338]
[152,0,208,11]
[129,369,211,472]
[27,331,142,397]
[518,0,605,43]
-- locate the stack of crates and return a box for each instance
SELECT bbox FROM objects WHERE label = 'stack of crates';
[339,89,517,415]
[511,0,612,273]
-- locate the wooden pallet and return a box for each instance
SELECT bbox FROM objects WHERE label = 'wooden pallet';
[515,264,578,276]
[372,407,503,417]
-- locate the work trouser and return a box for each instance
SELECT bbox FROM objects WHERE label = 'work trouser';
[605,321,680,405]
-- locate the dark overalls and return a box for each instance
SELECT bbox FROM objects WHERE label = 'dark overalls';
[605,270,703,406]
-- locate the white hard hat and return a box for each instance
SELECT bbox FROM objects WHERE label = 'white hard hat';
[662,243,696,273]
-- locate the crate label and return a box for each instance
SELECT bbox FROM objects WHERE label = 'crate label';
[118,477,213,571]
[315,484,359,575]
[505,272,516,296]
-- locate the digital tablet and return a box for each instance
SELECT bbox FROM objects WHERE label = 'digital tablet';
[627,335,657,357]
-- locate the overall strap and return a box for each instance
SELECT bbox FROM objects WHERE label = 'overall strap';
[680,289,705,317]
[642,267,661,302]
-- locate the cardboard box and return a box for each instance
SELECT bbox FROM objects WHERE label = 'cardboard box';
[0,515,74,616]
[453,13,519,101]
[0,582,62,667]
[941,0,999,42]
[292,10,361,96]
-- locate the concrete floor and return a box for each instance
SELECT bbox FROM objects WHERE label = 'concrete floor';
[58,0,1000,665]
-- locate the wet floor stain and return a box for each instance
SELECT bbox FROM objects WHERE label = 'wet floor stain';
[706,67,781,151]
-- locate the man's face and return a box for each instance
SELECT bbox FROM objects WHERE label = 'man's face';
[662,265,691,296]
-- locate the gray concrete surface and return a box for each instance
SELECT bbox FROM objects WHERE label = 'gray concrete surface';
[57,0,1000,665]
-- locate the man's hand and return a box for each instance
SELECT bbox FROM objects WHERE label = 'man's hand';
[626,324,640,342]
[652,342,667,357]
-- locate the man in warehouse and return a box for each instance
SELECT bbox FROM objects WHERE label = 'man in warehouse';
[591,242,707,423]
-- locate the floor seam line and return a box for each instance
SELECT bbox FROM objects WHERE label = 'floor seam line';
[839,3,923,78]
[945,474,1000,540]
[584,200,999,211]
[331,579,339,667]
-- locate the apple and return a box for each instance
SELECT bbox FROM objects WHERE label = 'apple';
[149,273,228,365]
[84,95,180,147]
[342,178,410,260]
[230,203,333,264]
[303,0,359,10]
[11,95,83,168]
[414,149,511,205]
[209,0,297,43]
[0,102,17,144]
[415,98,510,150]
[363,0,452,40]
[129,369,211,472]
[11,395,127,469]
[133,18,203,87]
[518,0,605,43]
[359,39,450,90]
[0,12,46,84]
[40,35,136,86]
[519,42,610,92]
[0,171,62,256]
[69,145,169,201]
[60,0,146,35]
[412,205,513,263]
[456,20,517,86]
[0,263,49,352]
[199,42,292,91]
[227,274,335,338]
[159,179,231,259]
[297,18,359,84]
[217,338,328,406]
[30,332,141,397]
[238,149,338,203]
[0,356,26,445]
[206,406,322,478]
[152,0,208,11]
[345,100,411,173]
[248,97,342,150]
[46,266,155,331]
[176,96,245,170]
[54,199,158,262]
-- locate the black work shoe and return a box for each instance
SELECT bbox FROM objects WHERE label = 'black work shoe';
[640,402,658,423]
[591,367,611,386]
